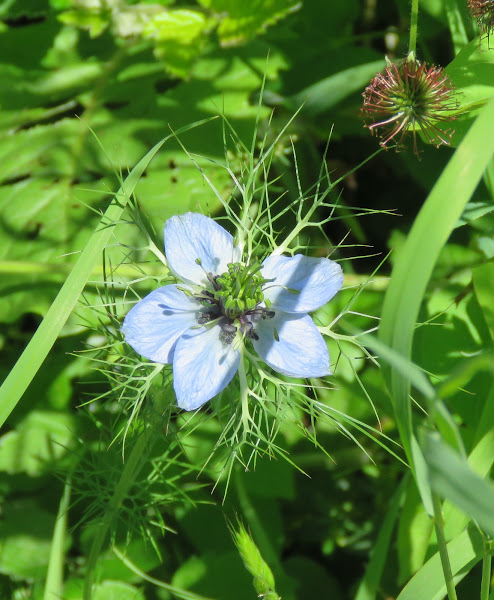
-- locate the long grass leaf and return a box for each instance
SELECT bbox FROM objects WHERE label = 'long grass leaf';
[378,96,494,472]
[397,527,484,600]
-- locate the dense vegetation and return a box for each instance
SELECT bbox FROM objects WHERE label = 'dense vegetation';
[1,1,494,599]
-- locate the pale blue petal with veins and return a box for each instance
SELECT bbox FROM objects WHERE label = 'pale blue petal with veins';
[261,254,343,313]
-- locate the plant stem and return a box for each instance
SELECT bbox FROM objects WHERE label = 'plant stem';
[480,538,492,600]
[409,0,420,56]
[237,351,251,434]
[432,494,458,600]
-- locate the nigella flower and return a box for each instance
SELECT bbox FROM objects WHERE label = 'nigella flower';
[361,55,458,154]
[122,213,343,411]
[468,0,494,46]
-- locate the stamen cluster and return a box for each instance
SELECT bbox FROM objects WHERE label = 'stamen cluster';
[212,262,268,318]
[361,56,458,154]
[196,261,275,345]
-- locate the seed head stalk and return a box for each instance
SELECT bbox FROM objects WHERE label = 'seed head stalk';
[409,0,420,56]
[432,494,458,600]
[481,543,492,600]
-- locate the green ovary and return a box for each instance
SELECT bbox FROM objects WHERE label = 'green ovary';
[214,262,266,318]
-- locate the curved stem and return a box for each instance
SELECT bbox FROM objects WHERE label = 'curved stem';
[408,0,420,56]
[432,494,458,600]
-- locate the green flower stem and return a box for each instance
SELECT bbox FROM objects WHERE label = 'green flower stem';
[432,494,458,600]
[83,426,154,600]
[238,352,251,434]
[409,0,420,56]
[480,539,492,600]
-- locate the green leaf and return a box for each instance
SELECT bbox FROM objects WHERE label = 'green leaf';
[424,432,494,536]
[443,427,494,539]
[198,0,301,47]
[290,59,386,116]
[0,177,99,322]
[447,37,494,112]
[172,552,252,600]
[58,8,110,38]
[444,0,469,54]
[396,526,484,600]
[473,262,494,341]
[0,410,75,476]
[397,481,435,583]
[0,499,58,579]
[355,476,409,600]
[455,201,494,228]
[143,9,209,78]
[44,479,71,600]
[91,581,145,600]
[0,0,50,19]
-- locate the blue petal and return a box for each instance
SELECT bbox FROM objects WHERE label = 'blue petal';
[261,254,343,313]
[252,312,330,378]
[164,213,241,286]
[121,285,200,364]
[173,325,240,410]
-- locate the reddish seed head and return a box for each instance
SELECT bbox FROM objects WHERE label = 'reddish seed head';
[361,56,458,156]
[468,0,494,46]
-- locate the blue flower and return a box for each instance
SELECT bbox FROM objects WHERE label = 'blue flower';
[122,213,344,411]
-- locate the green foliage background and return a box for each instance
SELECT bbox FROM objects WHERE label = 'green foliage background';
[1,1,494,599]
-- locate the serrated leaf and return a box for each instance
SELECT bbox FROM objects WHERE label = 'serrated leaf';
[58,9,109,38]
[143,9,209,78]
[199,0,301,47]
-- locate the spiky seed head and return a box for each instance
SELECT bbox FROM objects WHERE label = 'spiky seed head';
[361,55,458,156]
[468,0,494,46]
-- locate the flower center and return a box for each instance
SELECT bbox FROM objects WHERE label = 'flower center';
[193,260,275,345]
[213,261,268,319]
